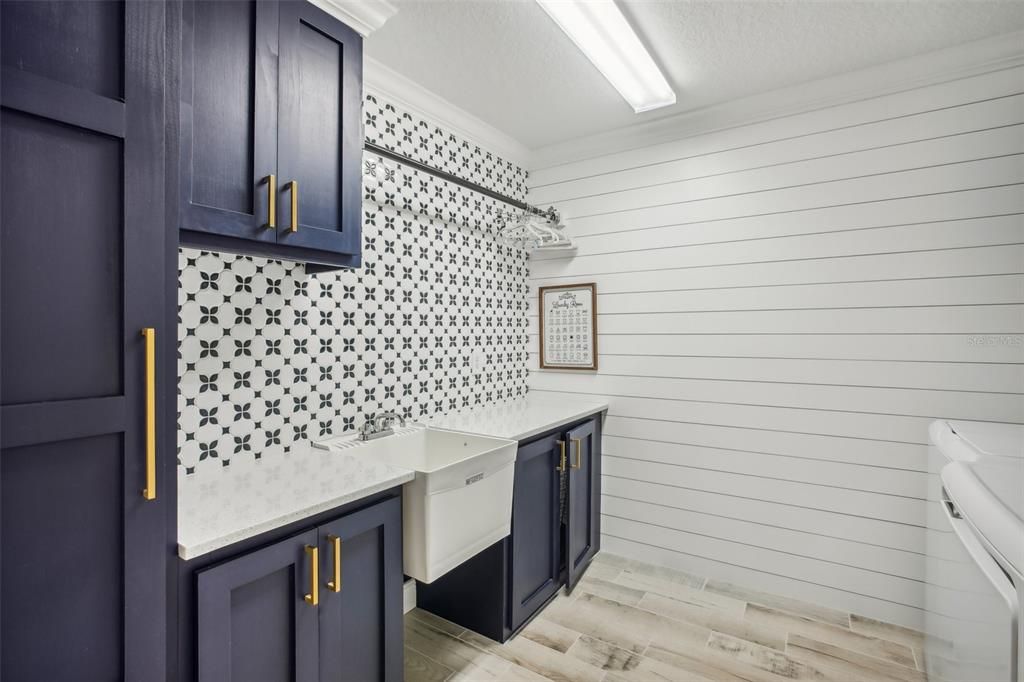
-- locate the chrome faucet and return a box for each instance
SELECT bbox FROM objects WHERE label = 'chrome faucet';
[358,412,407,441]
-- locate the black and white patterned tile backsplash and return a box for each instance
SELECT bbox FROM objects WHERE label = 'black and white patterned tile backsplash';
[177,96,529,477]
[364,93,526,201]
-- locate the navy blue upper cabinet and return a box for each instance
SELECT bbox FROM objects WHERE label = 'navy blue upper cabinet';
[179,0,362,270]
[277,1,362,257]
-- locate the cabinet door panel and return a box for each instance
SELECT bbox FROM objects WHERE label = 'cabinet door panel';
[197,530,319,682]
[510,434,563,631]
[180,0,277,242]
[0,2,168,679]
[566,418,601,591]
[318,497,403,682]
[277,1,361,256]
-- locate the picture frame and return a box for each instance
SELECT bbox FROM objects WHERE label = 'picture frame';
[538,282,598,370]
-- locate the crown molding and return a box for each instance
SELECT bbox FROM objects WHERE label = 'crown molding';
[363,57,532,169]
[528,29,1024,171]
[309,0,397,36]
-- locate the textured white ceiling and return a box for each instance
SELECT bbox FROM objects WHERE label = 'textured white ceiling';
[365,0,1024,150]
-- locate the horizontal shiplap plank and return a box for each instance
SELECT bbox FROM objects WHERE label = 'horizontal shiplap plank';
[529,274,1023,315]
[530,93,1024,203]
[527,353,1024,393]
[530,244,1024,290]
[527,372,1024,422]
[602,496,925,580]
[530,215,1023,278]
[601,456,924,525]
[532,184,1024,262]
[526,304,1024,335]
[603,476,928,554]
[553,125,1024,219]
[584,333,1024,363]
[600,515,925,607]
[600,536,925,630]
[562,155,1024,237]
[529,65,1024,186]
[601,434,927,497]
[598,398,933,456]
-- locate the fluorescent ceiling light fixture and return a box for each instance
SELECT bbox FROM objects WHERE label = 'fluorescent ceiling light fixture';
[536,0,675,113]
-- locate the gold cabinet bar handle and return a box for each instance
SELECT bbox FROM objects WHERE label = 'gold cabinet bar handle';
[304,545,319,606]
[326,535,341,593]
[556,440,566,472]
[265,174,276,229]
[287,180,298,233]
[141,328,156,500]
[571,437,583,470]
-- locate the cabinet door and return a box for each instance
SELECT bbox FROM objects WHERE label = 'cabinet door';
[566,418,601,591]
[276,0,362,257]
[509,434,564,631]
[0,1,168,679]
[197,529,319,682]
[180,0,278,243]
[317,497,403,682]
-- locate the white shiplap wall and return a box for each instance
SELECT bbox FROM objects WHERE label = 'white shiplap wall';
[526,65,1024,628]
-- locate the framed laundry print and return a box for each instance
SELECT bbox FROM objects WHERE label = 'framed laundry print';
[538,283,598,370]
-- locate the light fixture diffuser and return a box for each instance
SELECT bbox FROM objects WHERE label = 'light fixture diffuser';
[536,0,676,113]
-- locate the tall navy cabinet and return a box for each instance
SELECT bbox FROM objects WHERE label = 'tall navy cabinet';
[180,0,363,270]
[0,1,173,680]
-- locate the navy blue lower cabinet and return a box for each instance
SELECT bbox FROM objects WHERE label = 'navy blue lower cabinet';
[318,497,404,682]
[417,413,604,642]
[189,494,403,682]
[509,434,564,631]
[197,530,321,682]
[566,418,601,592]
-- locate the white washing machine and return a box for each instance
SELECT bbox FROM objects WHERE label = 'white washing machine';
[926,420,1024,682]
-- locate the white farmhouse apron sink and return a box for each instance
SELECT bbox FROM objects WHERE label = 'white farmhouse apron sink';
[315,426,517,582]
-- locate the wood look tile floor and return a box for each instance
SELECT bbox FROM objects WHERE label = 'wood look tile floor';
[404,553,927,682]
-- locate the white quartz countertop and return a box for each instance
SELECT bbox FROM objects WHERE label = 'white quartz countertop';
[177,446,414,560]
[425,394,608,441]
[178,395,606,560]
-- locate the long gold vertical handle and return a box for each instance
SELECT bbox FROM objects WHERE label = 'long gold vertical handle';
[287,180,298,233]
[304,545,319,606]
[141,328,156,500]
[571,437,583,470]
[265,174,276,229]
[326,535,341,592]
[556,440,566,472]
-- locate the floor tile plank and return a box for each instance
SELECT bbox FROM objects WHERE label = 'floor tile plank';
[645,643,803,682]
[639,592,787,651]
[404,617,511,678]
[616,570,747,615]
[707,632,829,681]
[404,646,453,682]
[786,633,927,682]
[520,616,581,654]
[574,575,647,606]
[408,607,467,638]
[704,580,851,628]
[459,628,606,682]
[746,603,916,669]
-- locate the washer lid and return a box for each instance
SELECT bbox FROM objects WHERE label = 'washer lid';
[930,419,1024,462]
[948,420,1024,460]
[941,422,1024,579]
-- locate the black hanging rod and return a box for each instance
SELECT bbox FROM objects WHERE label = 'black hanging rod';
[363,141,552,219]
